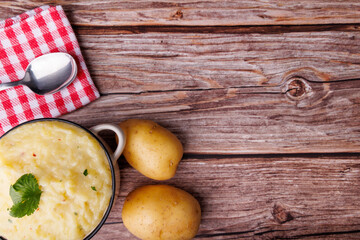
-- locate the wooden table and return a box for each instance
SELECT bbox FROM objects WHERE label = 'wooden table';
[3,1,360,239]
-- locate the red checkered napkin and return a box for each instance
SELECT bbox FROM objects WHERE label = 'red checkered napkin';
[0,5,99,135]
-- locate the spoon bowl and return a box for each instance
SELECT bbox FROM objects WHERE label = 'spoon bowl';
[0,52,77,95]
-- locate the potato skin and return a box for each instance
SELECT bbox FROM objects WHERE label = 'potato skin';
[119,119,183,180]
[122,185,201,240]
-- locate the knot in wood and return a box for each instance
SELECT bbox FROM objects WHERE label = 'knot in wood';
[282,69,332,108]
[171,9,183,20]
[285,77,312,101]
[272,203,293,224]
[287,79,306,98]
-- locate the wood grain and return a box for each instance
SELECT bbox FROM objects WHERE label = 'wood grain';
[2,0,360,26]
[74,31,360,94]
[91,154,360,239]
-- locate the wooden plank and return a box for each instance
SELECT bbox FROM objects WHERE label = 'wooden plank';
[74,31,360,94]
[63,79,360,154]
[91,155,360,239]
[2,1,360,26]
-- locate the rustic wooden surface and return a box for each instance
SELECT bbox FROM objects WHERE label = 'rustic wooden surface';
[2,1,360,239]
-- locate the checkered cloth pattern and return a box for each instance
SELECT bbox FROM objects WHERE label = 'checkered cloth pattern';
[0,5,99,135]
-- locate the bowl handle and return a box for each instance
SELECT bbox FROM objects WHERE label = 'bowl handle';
[90,124,126,162]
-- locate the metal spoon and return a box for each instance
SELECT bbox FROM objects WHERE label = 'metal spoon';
[0,52,77,95]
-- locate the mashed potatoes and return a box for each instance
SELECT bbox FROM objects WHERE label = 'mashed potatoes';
[0,120,113,240]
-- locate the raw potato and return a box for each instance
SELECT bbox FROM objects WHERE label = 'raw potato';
[122,185,201,240]
[119,119,183,180]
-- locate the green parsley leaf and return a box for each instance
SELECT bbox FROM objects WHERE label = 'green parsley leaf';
[83,169,88,176]
[9,173,42,218]
[91,186,97,191]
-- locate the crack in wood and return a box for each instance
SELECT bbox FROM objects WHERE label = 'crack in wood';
[309,77,360,83]
[104,221,123,225]
[181,152,360,159]
[74,24,360,35]
[100,86,283,96]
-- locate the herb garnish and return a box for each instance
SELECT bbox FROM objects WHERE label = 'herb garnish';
[83,169,88,176]
[91,186,97,191]
[9,173,42,218]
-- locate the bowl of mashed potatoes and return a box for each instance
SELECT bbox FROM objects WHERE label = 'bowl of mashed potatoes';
[0,118,126,240]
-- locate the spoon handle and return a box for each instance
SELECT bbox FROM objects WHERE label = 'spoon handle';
[0,81,22,92]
